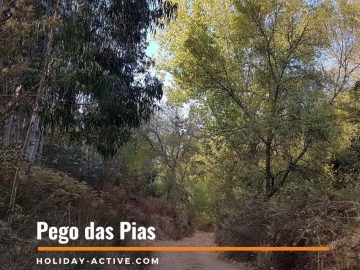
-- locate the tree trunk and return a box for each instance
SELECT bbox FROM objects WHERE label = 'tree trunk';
[36,129,44,164]
[3,115,14,146]
[166,168,177,203]
[8,8,58,212]
[25,114,41,162]
[264,136,274,200]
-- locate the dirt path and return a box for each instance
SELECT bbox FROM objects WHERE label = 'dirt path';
[150,231,254,270]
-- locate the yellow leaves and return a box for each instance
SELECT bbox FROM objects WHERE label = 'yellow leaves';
[157,0,360,112]
[337,0,360,21]
[156,0,245,97]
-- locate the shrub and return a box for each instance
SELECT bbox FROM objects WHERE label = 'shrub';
[0,166,194,269]
[215,200,281,262]
[216,200,360,270]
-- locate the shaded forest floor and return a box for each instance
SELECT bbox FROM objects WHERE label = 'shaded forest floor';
[150,231,254,270]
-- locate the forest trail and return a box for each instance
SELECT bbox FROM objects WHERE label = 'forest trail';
[150,231,254,270]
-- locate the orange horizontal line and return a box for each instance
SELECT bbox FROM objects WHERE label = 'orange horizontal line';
[38,246,330,252]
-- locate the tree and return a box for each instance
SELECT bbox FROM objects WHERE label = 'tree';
[2,0,177,211]
[43,0,174,158]
[1,0,60,211]
[157,0,360,199]
[143,106,198,202]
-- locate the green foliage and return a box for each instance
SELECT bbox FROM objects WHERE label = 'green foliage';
[1,0,177,158]
[156,0,360,201]
[141,106,199,203]
[330,89,360,189]
[0,0,53,120]
[332,138,360,189]
[41,0,173,158]
[1,2,360,270]
[110,135,158,194]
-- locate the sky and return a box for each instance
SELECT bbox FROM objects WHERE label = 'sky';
[146,37,173,89]
[145,38,190,113]
[146,40,160,58]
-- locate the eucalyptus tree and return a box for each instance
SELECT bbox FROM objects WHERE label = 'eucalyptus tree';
[3,0,177,211]
[0,0,49,147]
[44,0,177,158]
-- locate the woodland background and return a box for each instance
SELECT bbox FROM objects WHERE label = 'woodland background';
[0,0,359,269]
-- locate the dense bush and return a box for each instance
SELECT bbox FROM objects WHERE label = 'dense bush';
[215,200,282,262]
[331,137,360,189]
[216,200,360,270]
